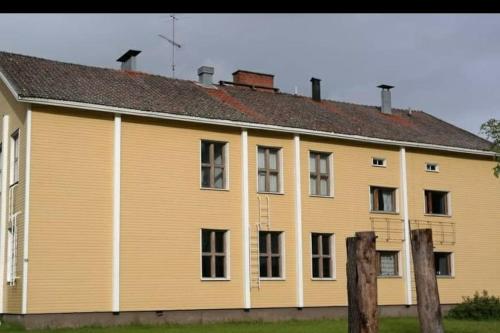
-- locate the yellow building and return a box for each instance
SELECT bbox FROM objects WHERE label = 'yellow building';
[0,50,498,328]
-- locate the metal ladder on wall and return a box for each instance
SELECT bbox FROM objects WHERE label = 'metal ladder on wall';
[250,195,271,290]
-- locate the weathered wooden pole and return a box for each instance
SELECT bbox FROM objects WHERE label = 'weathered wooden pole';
[411,228,444,333]
[346,231,378,333]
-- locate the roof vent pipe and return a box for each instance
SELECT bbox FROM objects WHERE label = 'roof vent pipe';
[117,49,141,71]
[311,77,321,101]
[378,84,394,114]
[197,66,215,85]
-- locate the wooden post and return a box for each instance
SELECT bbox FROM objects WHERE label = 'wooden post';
[411,229,444,333]
[346,231,378,333]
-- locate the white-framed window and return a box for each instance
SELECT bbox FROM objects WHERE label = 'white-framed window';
[6,217,17,285]
[370,186,397,213]
[426,163,439,172]
[257,146,282,193]
[200,140,228,189]
[259,231,283,278]
[425,190,450,215]
[311,233,335,279]
[434,252,453,277]
[201,229,229,279]
[372,157,386,167]
[309,151,333,197]
[9,129,19,186]
[377,251,399,277]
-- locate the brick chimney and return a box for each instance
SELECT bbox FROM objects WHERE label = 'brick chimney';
[232,70,274,89]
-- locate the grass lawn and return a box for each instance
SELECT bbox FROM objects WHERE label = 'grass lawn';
[0,317,499,333]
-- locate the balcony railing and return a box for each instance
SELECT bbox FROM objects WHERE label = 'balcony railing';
[370,217,456,245]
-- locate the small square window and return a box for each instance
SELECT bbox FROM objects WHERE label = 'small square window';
[372,158,386,167]
[377,251,399,277]
[426,163,439,172]
[434,252,452,276]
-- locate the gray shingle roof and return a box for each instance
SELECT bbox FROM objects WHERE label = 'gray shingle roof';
[0,51,492,152]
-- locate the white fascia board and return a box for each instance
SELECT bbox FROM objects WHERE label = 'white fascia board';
[0,70,494,158]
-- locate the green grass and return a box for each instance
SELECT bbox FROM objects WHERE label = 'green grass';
[1,317,499,333]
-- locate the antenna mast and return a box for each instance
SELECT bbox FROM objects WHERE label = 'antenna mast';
[158,14,182,78]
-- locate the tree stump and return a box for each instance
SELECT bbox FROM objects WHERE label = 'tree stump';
[346,231,378,333]
[411,228,444,333]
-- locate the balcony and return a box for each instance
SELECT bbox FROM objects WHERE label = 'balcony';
[370,217,404,242]
[410,219,456,245]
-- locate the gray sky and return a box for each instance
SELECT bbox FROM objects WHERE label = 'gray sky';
[1,14,499,136]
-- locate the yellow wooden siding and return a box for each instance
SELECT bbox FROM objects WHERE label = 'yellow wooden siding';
[300,137,405,306]
[406,149,500,304]
[27,106,114,313]
[247,130,296,308]
[0,81,27,313]
[120,116,243,311]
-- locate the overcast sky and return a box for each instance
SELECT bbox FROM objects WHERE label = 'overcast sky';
[0,14,499,136]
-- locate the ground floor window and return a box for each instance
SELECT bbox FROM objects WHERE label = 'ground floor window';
[201,229,227,279]
[377,251,399,277]
[434,252,452,276]
[311,233,334,278]
[259,231,283,278]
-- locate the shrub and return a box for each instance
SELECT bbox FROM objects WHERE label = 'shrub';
[447,290,500,320]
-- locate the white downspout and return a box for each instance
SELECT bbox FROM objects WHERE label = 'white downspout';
[400,147,412,305]
[22,105,32,314]
[112,113,121,312]
[241,129,251,309]
[0,114,9,313]
[294,134,304,308]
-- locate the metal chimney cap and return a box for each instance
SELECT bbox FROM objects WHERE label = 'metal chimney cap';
[377,84,394,90]
[117,50,142,63]
[310,77,321,82]
[198,66,215,75]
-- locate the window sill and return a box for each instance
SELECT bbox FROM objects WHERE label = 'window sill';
[200,187,230,192]
[425,170,440,173]
[424,214,451,218]
[436,275,454,279]
[311,278,337,281]
[369,211,399,215]
[259,277,286,281]
[200,278,231,281]
[377,275,402,279]
[372,165,387,168]
[309,195,334,199]
[257,191,284,196]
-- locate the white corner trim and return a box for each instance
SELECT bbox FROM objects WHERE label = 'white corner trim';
[241,129,251,309]
[400,147,412,305]
[7,93,496,158]
[0,114,9,313]
[294,134,304,308]
[22,105,32,314]
[112,113,121,312]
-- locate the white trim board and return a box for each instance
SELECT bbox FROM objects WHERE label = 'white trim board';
[112,113,121,312]
[0,114,9,313]
[293,134,304,308]
[22,105,32,314]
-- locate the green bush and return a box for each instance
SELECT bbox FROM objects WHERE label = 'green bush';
[447,290,500,320]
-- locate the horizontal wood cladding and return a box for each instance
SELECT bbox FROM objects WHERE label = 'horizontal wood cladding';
[28,107,113,313]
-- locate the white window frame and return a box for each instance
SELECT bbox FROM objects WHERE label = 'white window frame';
[369,185,399,214]
[376,250,401,278]
[423,189,452,217]
[372,157,387,168]
[199,228,231,281]
[9,129,19,186]
[310,232,336,280]
[425,163,440,172]
[259,231,286,281]
[256,145,284,194]
[434,251,454,278]
[308,151,334,198]
[199,139,230,191]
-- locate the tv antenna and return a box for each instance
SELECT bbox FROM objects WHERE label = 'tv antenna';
[158,14,182,78]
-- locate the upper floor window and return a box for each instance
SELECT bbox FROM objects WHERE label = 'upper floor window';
[258,147,280,193]
[426,163,439,172]
[377,251,399,277]
[434,252,452,276]
[309,152,331,196]
[259,231,283,278]
[372,157,386,167]
[201,229,228,279]
[201,141,226,189]
[311,233,334,279]
[10,130,19,186]
[370,186,396,213]
[425,190,449,215]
